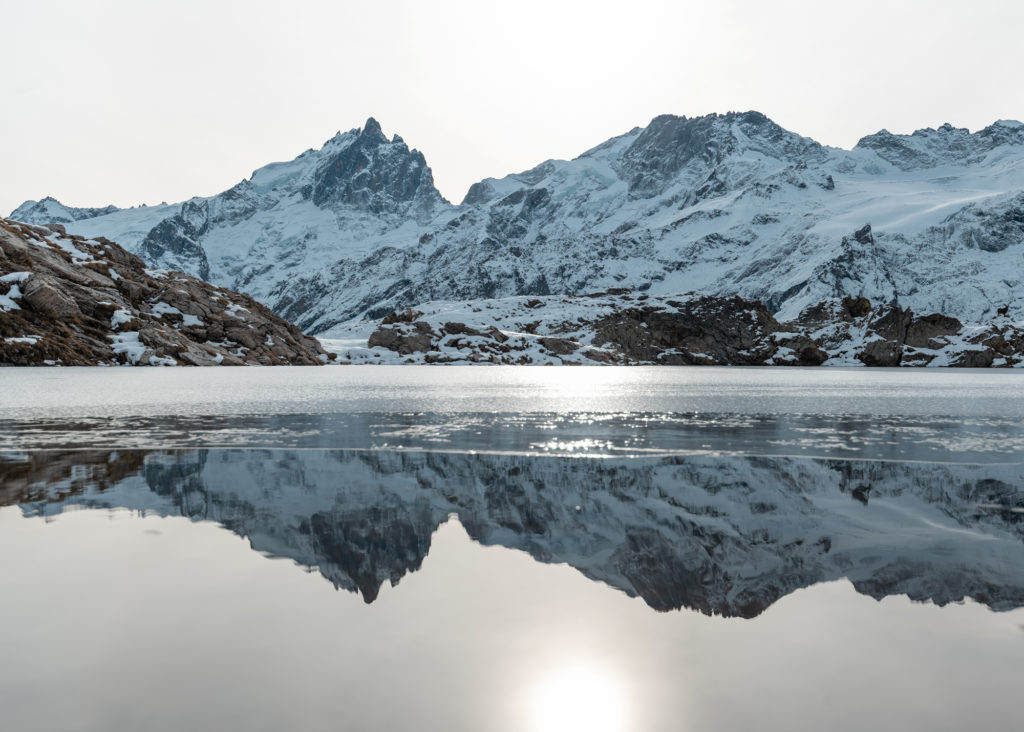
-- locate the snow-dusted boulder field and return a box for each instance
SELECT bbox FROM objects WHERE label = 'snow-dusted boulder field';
[321,291,1024,366]
[13,112,1024,339]
[0,219,333,366]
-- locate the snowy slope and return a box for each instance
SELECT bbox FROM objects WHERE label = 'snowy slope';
[12,113,1024,332]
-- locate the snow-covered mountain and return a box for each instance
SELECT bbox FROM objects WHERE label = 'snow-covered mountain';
[11,197,119,225]
[12,113,1024,333]
[5,449,1024,617]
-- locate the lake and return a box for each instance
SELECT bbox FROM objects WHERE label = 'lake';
[2,366,1023,731]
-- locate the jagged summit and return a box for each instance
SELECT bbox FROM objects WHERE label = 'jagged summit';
[615,110,825,197]
[854,118,1024,170]
[360,116,386,141]
[308,117,446,214]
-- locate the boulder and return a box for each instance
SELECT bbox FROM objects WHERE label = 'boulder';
[368,321,437,354]
[21,276,81,319]
[949,348,995,368]
[539,337,578,355]
[841,296,872,320]
[593,296,783,365]
[905,313,962,349]
[443,321,484,336]
[857,339,902,367]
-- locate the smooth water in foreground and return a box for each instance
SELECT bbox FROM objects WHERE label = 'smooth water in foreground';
[2,367,1024,731]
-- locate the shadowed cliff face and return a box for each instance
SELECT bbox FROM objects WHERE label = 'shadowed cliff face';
[309,118,445,218]
[4,448,1023,618]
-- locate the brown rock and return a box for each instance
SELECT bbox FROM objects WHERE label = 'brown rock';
[593,295,779,365]
[443,321,483,336]
[485,325,508,343]
[0,217,331,367]
[841,296,872,320]
[368,321,438,354]
[869,304,914,342]
[582,349,614,363]
[904,313,963,349]
[949,348,995,368]
[225,325,260,350]
[21,276,81,319]
[539,337,578,355]
[381,308,423,325]
[857,339,902,367]
[797,346,829,365]
[775,335,829,366]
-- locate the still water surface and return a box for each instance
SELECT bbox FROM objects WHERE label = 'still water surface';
[2,367,1023,731]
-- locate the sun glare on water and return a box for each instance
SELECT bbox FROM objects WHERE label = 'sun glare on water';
[528,665,629,732]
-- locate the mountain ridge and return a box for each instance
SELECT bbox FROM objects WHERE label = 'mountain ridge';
[12,111,1024,334]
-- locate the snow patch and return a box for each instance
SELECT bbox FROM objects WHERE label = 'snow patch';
[4,335,41,345]
[108,331,147,364]
[110,308,133,329]
[0,284,24,312]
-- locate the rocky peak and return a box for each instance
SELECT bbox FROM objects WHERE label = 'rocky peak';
[360,116,387,143]
[308,118,447,218]
[976,119,1024,149]
[10,196,120,226]
[617,111,823,198]
[855,119,1024,170]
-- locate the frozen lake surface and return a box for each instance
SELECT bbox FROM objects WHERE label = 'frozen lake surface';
[2,366,1023,731]
[3,365,1024,418]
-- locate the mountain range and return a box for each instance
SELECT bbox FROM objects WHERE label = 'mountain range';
[12,112,1024,334]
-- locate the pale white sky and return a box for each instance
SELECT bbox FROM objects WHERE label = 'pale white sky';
[3,0,1022,215]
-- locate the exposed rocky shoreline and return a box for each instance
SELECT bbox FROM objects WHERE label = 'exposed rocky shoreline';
[0,219,333,366]
[4,215,1020,368]
[326,290,1024,366]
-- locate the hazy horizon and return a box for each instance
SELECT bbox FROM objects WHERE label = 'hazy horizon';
[4,0,1023,215]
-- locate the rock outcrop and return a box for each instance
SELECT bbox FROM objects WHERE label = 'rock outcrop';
[797,298,1023,367]
[326,291,1024,367]
[0,219,334,366]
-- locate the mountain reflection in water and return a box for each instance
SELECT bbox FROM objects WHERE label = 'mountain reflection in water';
[3,448,1022,618]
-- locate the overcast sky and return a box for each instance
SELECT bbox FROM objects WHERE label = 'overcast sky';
[3,0,1022,215]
